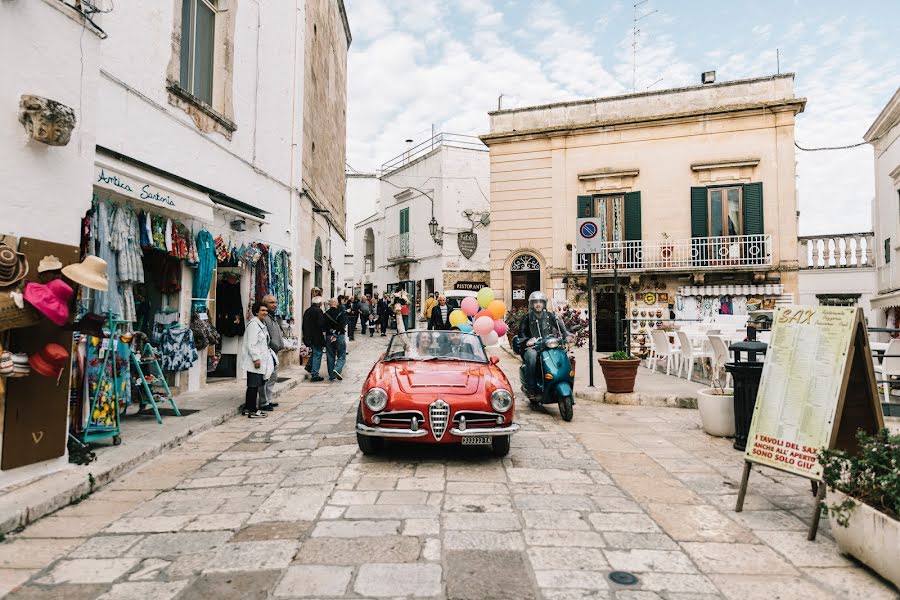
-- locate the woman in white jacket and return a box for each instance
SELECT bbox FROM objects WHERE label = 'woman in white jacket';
[239,301,276,418]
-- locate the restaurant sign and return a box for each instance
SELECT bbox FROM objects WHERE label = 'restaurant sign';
[457,232,478,259]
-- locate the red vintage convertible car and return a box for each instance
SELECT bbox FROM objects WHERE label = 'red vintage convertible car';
[356,330,519,457]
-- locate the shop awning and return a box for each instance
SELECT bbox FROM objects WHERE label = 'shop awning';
[678,284,784,296]
[871,290,900,310]
[94,154,215,222]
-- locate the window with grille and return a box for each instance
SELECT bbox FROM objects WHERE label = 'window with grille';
[816,294,859,307]
[180,0,216,104]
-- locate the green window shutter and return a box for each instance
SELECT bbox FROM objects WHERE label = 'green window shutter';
[886,238,891,264]
[399,208,409,234]
[742,182,764,236]
[577,195,594,218]
[690,187,708,238]
[623,192,641,240]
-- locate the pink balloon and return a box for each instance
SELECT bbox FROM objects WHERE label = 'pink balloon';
[493,319,508,337]
[461,296,479,317]
[481,331,499,346]
[474,316,494,336]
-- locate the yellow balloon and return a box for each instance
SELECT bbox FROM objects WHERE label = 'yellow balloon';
[487,300,507,320]
[449,309,467,327]
[477,287,495,308]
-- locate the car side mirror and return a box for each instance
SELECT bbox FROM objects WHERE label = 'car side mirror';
[490,356,500,365]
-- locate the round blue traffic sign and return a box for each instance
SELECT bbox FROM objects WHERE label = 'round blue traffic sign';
[580,221,598,239]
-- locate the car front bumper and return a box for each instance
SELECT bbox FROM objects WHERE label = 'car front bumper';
[356,423,519,439]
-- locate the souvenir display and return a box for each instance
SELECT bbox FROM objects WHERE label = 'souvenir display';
[0,241,28,288]
[29,343,69,378]
[62,255,109,291]
[643,292,657,305]
[37,255,63,273]
[23,279,73,326]
[9,352,30,377]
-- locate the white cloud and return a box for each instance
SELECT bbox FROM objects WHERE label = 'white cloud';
[751,23,773,39]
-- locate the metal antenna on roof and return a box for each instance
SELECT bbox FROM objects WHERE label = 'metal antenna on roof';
[632,0,657,92]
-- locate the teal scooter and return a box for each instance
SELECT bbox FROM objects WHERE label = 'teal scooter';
[514,335,576,421]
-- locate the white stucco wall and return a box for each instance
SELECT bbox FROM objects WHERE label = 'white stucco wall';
[797,268,877,326]
[0,1,101,245]
[346,174,379,255]
[870,91,900,295]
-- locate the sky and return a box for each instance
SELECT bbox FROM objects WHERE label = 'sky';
[344,0,900,236]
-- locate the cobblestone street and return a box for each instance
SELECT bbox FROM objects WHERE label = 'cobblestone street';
[1,335,895,599]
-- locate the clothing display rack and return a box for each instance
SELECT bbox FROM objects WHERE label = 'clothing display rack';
[128,343,181,424]
[77,313,127,446]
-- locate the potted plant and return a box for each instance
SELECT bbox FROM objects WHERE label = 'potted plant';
[696,377,735,438]
[819,429,900,589]
[298,343,311,366]
[504,307,528,347]
[598,351,641,393]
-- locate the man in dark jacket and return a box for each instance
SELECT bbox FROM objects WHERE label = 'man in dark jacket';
[302,296,326,382]
[324,298,347,381]
[347,295,360,341]
[376,294,391,337]
[428,295,453,331]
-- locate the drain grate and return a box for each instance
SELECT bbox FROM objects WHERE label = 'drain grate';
[608,571,640,586]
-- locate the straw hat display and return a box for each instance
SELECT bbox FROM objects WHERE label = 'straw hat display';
[0,241,28,288]
[0,289,41,332]
[62,255,108,291]
[37,255,63,273]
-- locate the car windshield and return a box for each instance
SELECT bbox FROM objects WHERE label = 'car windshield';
[385,330,488,363]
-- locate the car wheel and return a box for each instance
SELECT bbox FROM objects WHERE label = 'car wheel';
[491,435,511,458]
[356,405,383,455]
[558,394,574,422]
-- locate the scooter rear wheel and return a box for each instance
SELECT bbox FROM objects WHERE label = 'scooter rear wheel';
[558,395,574,422]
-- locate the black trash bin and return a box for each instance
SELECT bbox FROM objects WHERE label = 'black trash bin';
[724,340,768,451]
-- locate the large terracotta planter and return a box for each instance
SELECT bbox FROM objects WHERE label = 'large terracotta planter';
[696,388,735,437]
[828,491,900,589]
[598,358,641,393]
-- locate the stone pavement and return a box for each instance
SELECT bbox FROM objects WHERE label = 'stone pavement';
[1,334,896,599]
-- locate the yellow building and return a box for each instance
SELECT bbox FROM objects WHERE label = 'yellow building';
[481,74,805,351]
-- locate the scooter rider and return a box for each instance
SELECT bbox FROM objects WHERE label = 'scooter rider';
[518,291,572,398]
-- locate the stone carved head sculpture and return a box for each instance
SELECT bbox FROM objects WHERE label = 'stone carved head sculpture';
[18,95,77,146]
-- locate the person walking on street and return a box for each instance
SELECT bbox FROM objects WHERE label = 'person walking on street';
[359,294,374,337]
[258,294,283,411]
[239,301,276,418]
[377,293,390,337]
[302,296,326,382]
[324,298,347,380]
[428,295,453,330]
[423,292,438,325]
[348,294,360,341]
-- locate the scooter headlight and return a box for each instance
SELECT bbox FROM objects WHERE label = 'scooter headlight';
[491,389,513,412]
[544,338,560,349]
[364,388,388,412]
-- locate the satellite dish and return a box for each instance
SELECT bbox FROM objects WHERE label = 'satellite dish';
[480,213,491,226]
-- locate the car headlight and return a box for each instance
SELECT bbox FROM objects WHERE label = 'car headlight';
[491,389,513,412]
[545,338,560,349]
[364,388,388,412]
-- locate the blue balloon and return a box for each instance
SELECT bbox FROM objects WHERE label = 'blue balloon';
[458,324,474,333]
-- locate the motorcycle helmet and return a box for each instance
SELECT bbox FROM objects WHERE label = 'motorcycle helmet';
[528,291,548,313]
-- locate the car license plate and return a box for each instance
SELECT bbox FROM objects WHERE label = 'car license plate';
[461,436,492,445]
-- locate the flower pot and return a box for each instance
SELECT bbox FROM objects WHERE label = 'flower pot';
[696,388,735,437]
[506,332,515,347]
[597,357,641,393]
[828,490,900,589]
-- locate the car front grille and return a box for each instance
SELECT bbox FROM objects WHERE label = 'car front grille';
[453,411,504,428]
[429,400,450,441]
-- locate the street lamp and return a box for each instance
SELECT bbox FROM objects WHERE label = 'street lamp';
[608,246,622,352]
[428,216,443,245]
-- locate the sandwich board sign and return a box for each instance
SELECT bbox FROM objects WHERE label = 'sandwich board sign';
[735,306,884,540]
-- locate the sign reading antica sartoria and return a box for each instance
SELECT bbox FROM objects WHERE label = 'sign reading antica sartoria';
[457,232,478,259]
[454,281,487,292]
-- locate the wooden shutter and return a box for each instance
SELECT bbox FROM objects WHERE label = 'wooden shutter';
[742,182,764,236]
[399,208,409,234]
[623,192,641,240]
[886,238,892,264]
[577,195,594,218]
[690,187,708,238]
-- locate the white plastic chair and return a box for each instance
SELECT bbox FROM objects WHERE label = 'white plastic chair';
[874,339,900,405]
[650,329,680,376]
[676,331,714,381]
[708,335,733,388]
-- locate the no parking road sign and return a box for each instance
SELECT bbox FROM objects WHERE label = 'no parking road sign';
[576,218,604,254]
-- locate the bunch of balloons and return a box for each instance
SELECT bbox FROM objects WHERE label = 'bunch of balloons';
[447,287,508,347]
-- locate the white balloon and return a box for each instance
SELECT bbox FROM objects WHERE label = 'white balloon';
[481,330,499,346]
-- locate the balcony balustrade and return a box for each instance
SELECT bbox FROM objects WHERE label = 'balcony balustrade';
[798,233,873,269]
[387,233,414,263]
[573,235,772,272]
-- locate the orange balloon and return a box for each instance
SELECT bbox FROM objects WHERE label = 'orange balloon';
[475,309,492,321]
[487,300,507,320]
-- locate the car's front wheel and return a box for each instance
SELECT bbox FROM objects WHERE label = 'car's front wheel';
[356,405,383,456]
[491,435,511,458]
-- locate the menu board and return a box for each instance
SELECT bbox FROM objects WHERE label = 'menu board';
[744,306,856,480]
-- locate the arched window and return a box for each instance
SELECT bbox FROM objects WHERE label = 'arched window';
[511,254,541,271]
[314,238,323,290]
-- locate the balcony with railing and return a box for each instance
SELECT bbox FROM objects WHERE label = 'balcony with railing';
[379,132,487,176]
[573,235,773,272]
[387,233,415,263]
[798,233,873,269]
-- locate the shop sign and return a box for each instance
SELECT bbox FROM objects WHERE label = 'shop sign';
[458,232,478,259]
[513,289,526,300]
[95,167,176,208]
[454,281,487,292]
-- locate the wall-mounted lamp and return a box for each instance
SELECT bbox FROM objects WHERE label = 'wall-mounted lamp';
[428,216,444,246]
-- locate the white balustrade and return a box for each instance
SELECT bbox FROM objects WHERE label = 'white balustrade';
[573,235,772,272]
[387,233,414,262]
[798,233,873,269]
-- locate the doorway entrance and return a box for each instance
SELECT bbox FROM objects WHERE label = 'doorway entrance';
[595,289,626,352]
[510,254,541,310]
